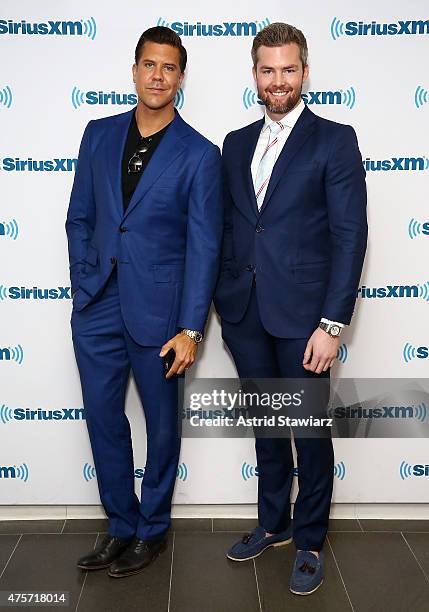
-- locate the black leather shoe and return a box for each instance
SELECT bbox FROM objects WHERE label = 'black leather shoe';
[77,534,133,570]
[108,537,167,578]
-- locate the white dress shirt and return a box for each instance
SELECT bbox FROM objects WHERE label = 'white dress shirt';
[251,100,344,329]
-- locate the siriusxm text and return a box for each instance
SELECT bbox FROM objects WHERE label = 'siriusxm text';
[342,20,429,36]
[170,21,259,36]
[358,285,418,298]
[0,19,85,36]
[1,158,77,172]
[3,287,71,300]
[10,408,84,421]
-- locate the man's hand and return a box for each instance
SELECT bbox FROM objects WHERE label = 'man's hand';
[159,333,198,379]
[303,327,339,374]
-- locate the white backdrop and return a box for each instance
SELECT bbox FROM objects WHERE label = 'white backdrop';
[1,0,428,506]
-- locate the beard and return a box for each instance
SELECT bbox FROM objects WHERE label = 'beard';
[259,84,302,115]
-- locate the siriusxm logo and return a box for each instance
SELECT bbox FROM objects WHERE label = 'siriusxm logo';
[0,85,12,109]
[302,87,356,109]
[0,17,96,39]
[415,85,428,109]
[337,343,348,364]
[0,404,84,424]
[242,86,356,110]
[174,87,185,110]
[358,282,429,303]
[403,343,429,363]
[330,403,427,422]
[0,219,19,240]
[71,86,185,111]
[71,87,137,109]
[334,461,346,480]
[0,157,77,172]
[331,17,429,40]
[363,156,429,172]
[0,463,29,481]
[157,17,270,36]
[242,461,344,480]
[408,218,429,239]
[241,462,259,481]
[399,461,429,480]
[0,345,24,364]
[0,285,71,300]
[83,462,188,482]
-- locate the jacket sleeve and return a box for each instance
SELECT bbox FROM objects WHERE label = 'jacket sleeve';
[321,125,368,324]
[65,121,96,294]
[177,144,223,332]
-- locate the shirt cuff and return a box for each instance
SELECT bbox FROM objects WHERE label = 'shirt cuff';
[320,318,345,328]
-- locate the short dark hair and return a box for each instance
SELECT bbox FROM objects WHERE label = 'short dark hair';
[135,26,187,73]
[251,22,308,69]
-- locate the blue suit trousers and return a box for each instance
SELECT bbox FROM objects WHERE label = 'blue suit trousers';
[221,283,334,551]
[71,268,181,540]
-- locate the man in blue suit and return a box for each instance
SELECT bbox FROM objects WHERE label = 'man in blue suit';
[66,27,222,578]
[215,23,367,595]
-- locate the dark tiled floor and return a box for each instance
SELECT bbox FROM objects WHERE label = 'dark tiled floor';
[0,519,428,611]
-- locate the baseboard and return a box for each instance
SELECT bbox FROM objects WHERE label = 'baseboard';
[1,504,429,521]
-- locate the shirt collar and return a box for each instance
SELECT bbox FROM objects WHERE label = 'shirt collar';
[263,98,305,132]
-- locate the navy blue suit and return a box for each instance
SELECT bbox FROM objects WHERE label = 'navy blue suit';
[66,109,222,539]
[215,106,367,550]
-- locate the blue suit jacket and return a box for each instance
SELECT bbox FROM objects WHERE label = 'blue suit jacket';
[214,106,367,338]
[66,109,222,346]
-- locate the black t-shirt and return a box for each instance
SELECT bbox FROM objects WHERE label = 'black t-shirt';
[121,112,170,211]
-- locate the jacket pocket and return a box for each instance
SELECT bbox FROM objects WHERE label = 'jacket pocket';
[293,262,330,283]
[151,263,185,283]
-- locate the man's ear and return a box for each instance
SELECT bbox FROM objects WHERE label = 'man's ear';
[132,63,137,84]
[303,63,309,83]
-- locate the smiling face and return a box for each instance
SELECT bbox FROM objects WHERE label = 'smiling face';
[132,41,184,112]
[252,43,309,119]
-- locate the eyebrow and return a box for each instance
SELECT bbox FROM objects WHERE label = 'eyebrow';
[142,58,178,68]
[259,64,299,69]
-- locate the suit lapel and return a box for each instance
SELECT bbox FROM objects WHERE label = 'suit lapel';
[258,106,317,216]
[123,112,186,220]
[105,108,134,213]
[235,118,263,222]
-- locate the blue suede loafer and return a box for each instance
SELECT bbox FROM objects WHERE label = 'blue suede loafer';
[290,549,324,595]
[227,524,293,561]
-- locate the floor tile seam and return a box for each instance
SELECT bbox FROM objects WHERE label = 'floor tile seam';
[167,531,175,612]
[74,533,99,612]
[0,534,23,581]
[252,558,262,612]
[400,532,429,583]
[326,534,355,612]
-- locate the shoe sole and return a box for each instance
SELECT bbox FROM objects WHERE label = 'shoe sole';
[107,542,167,578]
[290,578,324,596]
[226,537,293,562]
[77,562,112,571]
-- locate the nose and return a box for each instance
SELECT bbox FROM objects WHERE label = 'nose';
[273,70,285,88]
[152,65,163,81]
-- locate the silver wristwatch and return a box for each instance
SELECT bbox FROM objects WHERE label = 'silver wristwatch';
[318,321,342,338]
[181,329,203,344]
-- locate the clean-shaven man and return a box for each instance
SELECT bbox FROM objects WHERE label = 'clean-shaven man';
[66,26,222,578]
[215,23,367,595]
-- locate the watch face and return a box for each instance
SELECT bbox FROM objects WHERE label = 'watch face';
[330,325,340,336]
[194,332,203,343]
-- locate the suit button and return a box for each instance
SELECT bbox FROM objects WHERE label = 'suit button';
[110,257,117,265]
[119,226,128,233]
[246,265,254,271]
[255,224,264,233]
